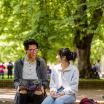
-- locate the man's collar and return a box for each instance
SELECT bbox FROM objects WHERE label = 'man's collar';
[25,55,36,63]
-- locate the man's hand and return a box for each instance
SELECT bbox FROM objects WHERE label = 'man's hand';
[16,86,20,93]
[34,90,43,95]
[41,86,44,94]
[16,86,27,94]
[34,86,44,95]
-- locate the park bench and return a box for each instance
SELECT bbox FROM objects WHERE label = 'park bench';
[0,100,104,104]
[1,79,104,89]
[0,80,104,104]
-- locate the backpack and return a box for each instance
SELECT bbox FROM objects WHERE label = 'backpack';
[80,98,97,104]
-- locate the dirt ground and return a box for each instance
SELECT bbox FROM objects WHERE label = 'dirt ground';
[0,88,104,102]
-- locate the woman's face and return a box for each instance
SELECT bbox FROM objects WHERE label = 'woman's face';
[56,54,67,64]
[56,54,61,64]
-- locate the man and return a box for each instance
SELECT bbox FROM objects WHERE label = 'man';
[95,60,101,78]
[7,61,13,79]
[14,39,48,104]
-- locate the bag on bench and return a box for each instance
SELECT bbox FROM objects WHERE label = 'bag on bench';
[79,97,97,104]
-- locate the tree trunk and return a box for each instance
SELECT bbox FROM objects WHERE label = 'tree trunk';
[76,34,93,78]
[74,0,103,78]
[77,46,91,78]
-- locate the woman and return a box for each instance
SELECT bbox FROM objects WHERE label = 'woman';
[41,48,79,104]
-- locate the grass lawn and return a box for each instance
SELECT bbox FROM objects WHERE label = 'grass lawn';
[0,73,14,79]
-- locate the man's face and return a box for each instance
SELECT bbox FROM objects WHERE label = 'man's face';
[26,44,38,59]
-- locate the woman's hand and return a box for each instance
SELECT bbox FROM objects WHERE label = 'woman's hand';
[58,91,65,96]
[50,91,58,98]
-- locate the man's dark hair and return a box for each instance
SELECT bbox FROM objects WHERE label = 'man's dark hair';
[23,39,38,50]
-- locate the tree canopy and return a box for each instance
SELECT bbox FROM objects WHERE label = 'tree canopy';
[0,0,104,74]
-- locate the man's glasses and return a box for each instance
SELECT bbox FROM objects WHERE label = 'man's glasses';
[28,49,38,52]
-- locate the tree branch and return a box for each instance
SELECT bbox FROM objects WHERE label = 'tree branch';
[90,8,103,30]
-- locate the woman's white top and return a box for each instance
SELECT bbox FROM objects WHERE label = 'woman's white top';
[50,64,79,95]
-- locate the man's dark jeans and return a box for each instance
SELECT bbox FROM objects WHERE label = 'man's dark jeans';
[15,91,46,104]
[15,80,46,104]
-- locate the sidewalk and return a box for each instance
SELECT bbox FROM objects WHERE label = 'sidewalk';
[0,88,104,103]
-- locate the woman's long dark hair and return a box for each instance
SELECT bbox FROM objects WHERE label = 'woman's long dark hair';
[57,48,77,61]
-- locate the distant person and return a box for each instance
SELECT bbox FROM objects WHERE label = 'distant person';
[92,64,96,72]
[0,62,5,79]
[95,60,101,78]
[42,48,79,104]
[47,66,51,79]
[91,63,99,78]
[7,61,14,79]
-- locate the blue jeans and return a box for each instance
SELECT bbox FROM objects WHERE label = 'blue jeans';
[41,94,76,104]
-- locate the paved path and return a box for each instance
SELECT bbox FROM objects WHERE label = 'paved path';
[0,88,104,103]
